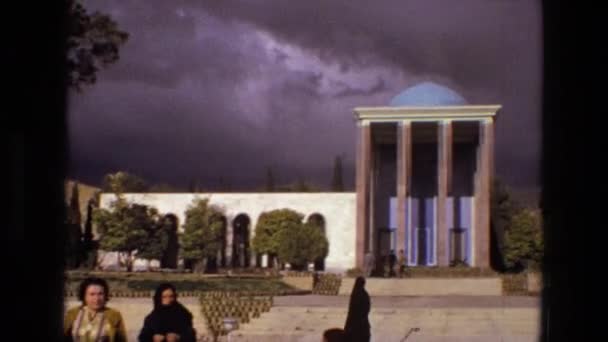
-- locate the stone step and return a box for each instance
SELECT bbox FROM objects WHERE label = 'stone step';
[234,306,539,339]
[339,278,503,296]
[225,332,539,342]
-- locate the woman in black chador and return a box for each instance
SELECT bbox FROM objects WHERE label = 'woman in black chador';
[138,283,196,342]
[343,276,371,342]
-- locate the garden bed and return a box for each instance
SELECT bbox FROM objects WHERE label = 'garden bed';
[65,271,303,297]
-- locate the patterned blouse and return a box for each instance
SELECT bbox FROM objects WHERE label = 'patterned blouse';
[64,306,127,342]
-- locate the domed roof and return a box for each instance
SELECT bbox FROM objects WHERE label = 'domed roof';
[389,82,467,107]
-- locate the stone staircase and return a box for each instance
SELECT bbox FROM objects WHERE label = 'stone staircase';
[227,306,539,342]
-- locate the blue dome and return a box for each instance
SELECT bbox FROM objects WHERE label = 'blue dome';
[389,82,467,106]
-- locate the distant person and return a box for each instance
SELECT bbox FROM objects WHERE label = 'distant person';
[388,250,397,277]
[322,328,346,342]
[344,276,371,342]
[313,272,321,289]
[397,249,408,278]
[138,283,196,342]
[64,277,128,342]
[363,252,375,277]
[383,255,390,278]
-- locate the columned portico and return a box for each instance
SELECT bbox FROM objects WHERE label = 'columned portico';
[354,104,499,269]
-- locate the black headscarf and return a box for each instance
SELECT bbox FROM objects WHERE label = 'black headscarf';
[343,276,371,342]
[138,283,196,342]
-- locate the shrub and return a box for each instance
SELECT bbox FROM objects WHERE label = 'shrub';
[504,208,543,271]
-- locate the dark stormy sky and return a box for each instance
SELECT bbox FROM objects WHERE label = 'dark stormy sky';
[68,0,542,191]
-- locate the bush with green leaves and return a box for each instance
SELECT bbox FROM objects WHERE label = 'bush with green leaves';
[180,198,226,272]
[504,208,543,270]
[276,222,329,271]
[252,209,305,267]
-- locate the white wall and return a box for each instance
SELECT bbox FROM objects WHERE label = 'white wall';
[98,192,357,272]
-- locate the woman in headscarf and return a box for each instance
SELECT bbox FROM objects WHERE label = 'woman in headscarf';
[343,276,371,342]
[64,277,128,342]
[138,283,196,342]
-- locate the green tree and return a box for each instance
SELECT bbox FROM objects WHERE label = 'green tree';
[296,176,307,192]
[67,0,129,91]
[504,208,543,271]
[149,183,181,193]
[102,171,148,193]
[93,198,161,271]
[277,222,329,271]
[252,209,305,267]
[276,180,322,192]
[331,155,344,191]
[188,179,201,193]
[135,218,170,263]
[65,182,83,269]
[81,198,97,269]
[265,166,275,192]
[218,176,231,192]
[490,178,518,269]
[181,198,226,272]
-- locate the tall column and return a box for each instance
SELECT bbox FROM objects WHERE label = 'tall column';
[474,119,494,268]
[225,216,234,267]
[356,122,372,269]
[437,120,453,266]
[368,152,376,253]
[396,121,412,259]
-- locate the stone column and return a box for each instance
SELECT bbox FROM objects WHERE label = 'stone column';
[368,152,376,253]
[437,120,453,266]
[225,216,234,267]
[261,254,268,268]
[474,119,494,268]
[396,121,412,259]
[356,122,372,269]
[249,219,257,267]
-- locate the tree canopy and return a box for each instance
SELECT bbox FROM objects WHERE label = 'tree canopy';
[67,0,129,91]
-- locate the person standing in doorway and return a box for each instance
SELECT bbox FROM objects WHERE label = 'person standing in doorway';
[388,250,397,277]
[397,249,407,278]
[364,251,375,277]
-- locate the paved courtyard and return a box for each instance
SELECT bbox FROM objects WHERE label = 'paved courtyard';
[65,295,540,341]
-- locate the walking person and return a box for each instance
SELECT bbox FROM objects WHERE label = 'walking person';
[388,250,397,277]
[344,276,371,342]
[363,252,375,277]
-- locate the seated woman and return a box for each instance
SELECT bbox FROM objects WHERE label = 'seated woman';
[138,283,196,342]
[64,277,128,342]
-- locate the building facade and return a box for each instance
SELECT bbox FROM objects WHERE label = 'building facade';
[97,82,499,272]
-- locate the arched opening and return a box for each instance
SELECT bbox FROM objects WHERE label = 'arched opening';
[160,214,179,269]
[232,214,251,268]
[307,213,326,271]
